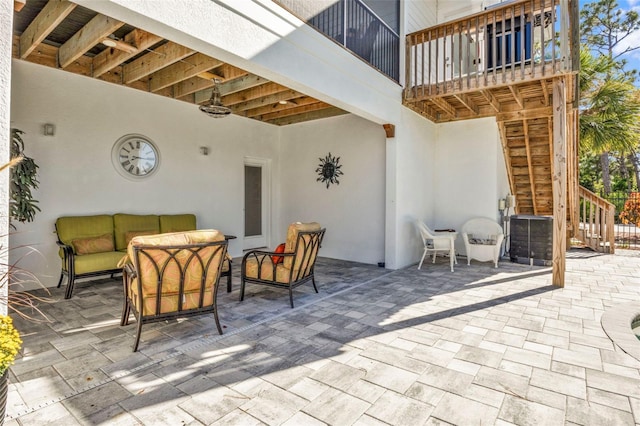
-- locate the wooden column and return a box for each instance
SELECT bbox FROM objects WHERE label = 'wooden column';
[552,77,567,287]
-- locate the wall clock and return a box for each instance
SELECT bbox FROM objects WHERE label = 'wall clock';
[111,134,160,180]
[316,152,343,188]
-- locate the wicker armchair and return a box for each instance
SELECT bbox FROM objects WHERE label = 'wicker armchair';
[120,230,228,351]
[240,222,325,308]
[461,218,504,268]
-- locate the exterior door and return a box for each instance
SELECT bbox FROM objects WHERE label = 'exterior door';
[244,157,270,250]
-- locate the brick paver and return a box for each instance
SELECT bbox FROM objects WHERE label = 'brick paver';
[6,251,640,425]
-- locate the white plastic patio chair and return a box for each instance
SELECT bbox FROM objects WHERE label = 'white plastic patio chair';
[416,220,457,272]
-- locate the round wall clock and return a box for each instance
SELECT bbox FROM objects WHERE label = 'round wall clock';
[316,152,343,188]
[111,134,160,180]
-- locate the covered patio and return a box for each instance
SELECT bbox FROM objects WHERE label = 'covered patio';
[7,252,640,424]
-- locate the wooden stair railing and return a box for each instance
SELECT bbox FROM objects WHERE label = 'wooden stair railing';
[576,186,615,253]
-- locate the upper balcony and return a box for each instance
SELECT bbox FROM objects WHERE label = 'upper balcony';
[404,0,579,123]
[273,0,400,82]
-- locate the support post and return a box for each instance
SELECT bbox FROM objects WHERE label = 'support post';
[552,77,567,287]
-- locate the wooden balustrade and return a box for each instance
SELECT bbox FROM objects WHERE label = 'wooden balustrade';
[405,0,578,100]
[578,186,616,254]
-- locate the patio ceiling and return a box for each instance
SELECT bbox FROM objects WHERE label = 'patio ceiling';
[11,0,348,126]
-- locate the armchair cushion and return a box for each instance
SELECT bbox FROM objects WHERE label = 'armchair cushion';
[126,230,226,316]
[284,222,322,271]
[72,233,115,255]
[244,255,292,283]
[125,230,157,247]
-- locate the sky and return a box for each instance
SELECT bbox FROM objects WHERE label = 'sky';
[581,0,640,82]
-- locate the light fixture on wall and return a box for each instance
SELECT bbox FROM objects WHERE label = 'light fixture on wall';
[199,79,231,118]
[43,123,55,136]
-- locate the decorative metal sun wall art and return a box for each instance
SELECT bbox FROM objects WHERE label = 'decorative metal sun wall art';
[316,152,344,188]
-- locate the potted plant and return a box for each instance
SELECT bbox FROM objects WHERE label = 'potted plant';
[0,316,20,424]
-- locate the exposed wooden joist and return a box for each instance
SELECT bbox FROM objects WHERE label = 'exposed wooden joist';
[508,85,524,109]
[552,77,567,287]
[174,76,215,99]
[19,0,76,59]
[268,107,348,126]
[244,96,316,118]
[149,53,223,92]
[523,119,538,215]
[58,14,124,69]
[480,90,501,112]
[429,97,456,118]
[93,29,163,78]
[260,102,330,121]
[541,80,550,106]
[231,89,300,113]
[219,74,269,96]
[221,82,284,106]
[123,41,193,84]
[454,94,479,115]
[496,106,552,122]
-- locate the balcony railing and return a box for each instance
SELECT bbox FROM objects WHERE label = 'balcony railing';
[405,0,578,99]
[273,0,400,81]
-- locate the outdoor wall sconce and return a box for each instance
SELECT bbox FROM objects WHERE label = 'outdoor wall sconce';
[43,123,55,136]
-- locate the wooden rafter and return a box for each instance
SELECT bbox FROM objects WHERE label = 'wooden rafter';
[244,96,316,118]
[508,85,524,109]
[123,42,193,84]
[269,107,347,126]
[480,90,501,113]
[523,118,538,215]
[260,102,330,121]
[454,94,479,115]
[93,29,163,78]
[19,0,76,59]
[429,97,456,119]
[231,89,300,113]
[58,14,124,68]
[149,53,223,92]
[221,82,284,106]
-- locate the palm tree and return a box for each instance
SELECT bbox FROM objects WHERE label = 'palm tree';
[579,50,640,194]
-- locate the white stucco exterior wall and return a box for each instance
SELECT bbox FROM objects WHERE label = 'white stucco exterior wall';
[434,118,509,255]
[1,0,12,313]
[279,114,386,265]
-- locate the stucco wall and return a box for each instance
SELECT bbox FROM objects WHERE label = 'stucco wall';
[1,0,12,312]
[279,114,386,265]
[9,60,280,288]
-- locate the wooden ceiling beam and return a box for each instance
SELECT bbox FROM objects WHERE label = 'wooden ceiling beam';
[480,89,501,113]
[219,74,269,96]
[149,53,223,92]
[453,94,479,115]
[221,82,284,106]
[58,14,124,69]
[231,89,300,113]
[508,85,524,109]
[123,41,193,84]
[523,119,538,215]
[260,102,330,121]
[429,97,456,118]
[174,76,215,99]
[247,97,319,119]
[93,29,163,78]
[268,107,348,126]
[19,0,76,59]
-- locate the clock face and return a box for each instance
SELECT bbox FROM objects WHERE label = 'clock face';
[111,134,160,180]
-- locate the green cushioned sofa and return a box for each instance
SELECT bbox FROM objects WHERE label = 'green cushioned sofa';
[55,213,232,298]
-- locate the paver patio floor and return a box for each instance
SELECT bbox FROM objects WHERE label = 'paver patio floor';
[6,250,640,425]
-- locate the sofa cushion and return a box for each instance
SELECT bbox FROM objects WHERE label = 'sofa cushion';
[56,215,114,247]
[114,214,159,251]
[125,230,157,247]
[72,251,127,275]
[159,214,197,234]
[72,233,115,255]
